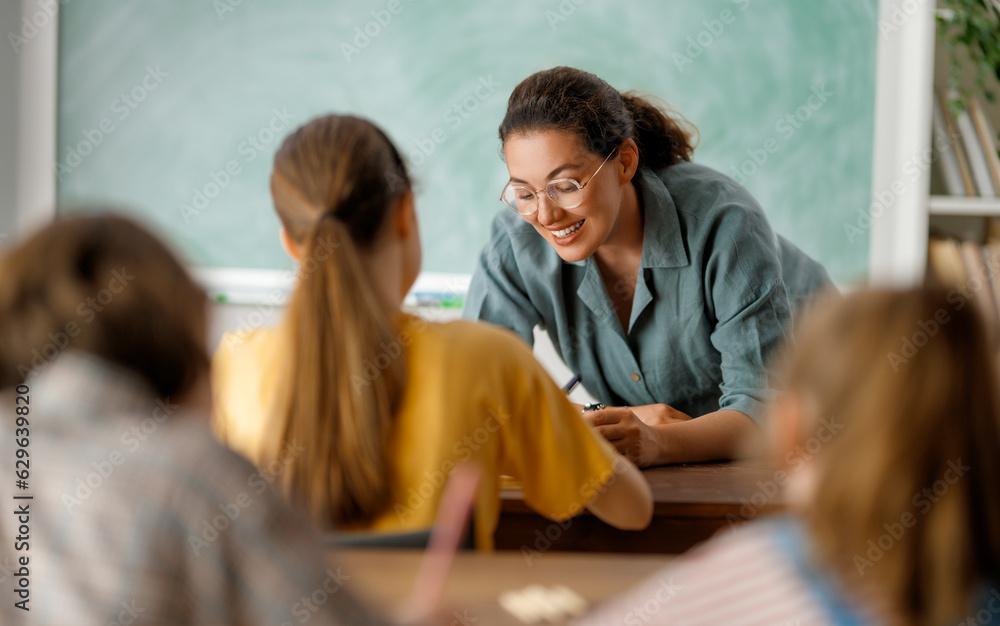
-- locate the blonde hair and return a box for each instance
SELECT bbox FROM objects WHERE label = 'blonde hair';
[261,114,411,528]
[779,288,1000,625]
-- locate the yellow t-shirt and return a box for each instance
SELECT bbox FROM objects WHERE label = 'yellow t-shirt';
[211,313,620,550]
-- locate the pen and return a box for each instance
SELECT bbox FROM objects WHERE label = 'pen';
[562,374,581,394]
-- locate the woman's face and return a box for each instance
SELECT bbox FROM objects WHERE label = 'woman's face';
[503,130,628,263]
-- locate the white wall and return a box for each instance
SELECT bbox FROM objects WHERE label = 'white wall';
[0,0,21,247]
[0,0,58,247]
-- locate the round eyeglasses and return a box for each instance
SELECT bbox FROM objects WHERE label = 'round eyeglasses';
[499,149,617,215]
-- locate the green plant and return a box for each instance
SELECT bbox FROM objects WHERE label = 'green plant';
[936,0,1000,109]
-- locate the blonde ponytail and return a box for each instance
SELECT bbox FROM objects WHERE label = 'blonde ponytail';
[261,115,412,528]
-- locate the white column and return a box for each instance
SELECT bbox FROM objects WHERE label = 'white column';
[15,0,59,235]
[868,0,937,286]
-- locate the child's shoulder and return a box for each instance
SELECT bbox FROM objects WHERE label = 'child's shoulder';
[400,315,543,387]
[214,326,286,376]
[217,325,283,355]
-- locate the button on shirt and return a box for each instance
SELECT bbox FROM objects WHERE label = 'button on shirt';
[464,162,832,424]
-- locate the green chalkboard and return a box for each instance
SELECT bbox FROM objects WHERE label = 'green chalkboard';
[57,1,877,284]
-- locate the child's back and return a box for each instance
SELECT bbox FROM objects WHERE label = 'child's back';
[215,313,631,549]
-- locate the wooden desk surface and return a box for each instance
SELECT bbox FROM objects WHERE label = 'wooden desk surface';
[497,460,786,554]
[338,549,672,625]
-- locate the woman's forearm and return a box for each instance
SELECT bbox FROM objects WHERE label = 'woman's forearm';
[652,409,757,465]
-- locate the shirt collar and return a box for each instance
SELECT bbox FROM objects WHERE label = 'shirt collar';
[566,167,689,269]
[635,167,689,269]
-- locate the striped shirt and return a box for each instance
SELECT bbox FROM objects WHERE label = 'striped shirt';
[575,518,885,626]
[0,352,383,625]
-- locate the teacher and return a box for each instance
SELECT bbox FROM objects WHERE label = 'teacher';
[464,67,832,468]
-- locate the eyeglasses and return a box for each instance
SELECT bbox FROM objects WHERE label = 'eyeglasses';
[499,149,617,215]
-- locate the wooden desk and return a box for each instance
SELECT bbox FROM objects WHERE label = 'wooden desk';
[496,460,786,554]
[338,549,671,625]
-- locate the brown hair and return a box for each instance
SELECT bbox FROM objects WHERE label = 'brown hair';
[499,66,697,171]
[779,288,1000,625]
[0,213,208,399]
[263,114,411,528]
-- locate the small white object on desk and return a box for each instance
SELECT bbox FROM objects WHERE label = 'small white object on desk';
[498,584,588,624]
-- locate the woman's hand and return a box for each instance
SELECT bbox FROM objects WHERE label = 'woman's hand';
[583,407,666,468]
[628,403,693,426]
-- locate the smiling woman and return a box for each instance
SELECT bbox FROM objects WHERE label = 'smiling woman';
[464,66,834,467]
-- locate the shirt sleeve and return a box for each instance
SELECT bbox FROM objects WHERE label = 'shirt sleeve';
[704,204,791,425]
[493,333,621,521]
[463,213,542,347]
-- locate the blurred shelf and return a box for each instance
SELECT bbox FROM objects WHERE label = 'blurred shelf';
[928,195,1000,217]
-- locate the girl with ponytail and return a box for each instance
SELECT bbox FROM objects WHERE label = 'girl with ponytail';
[212,114,652,546]
[465,67,833,467]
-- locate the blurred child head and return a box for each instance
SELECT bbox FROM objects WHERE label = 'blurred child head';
[769,287,1000,625]
[0,213,209,401]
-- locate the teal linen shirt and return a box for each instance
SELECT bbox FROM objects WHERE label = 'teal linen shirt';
[463,162,831,424]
